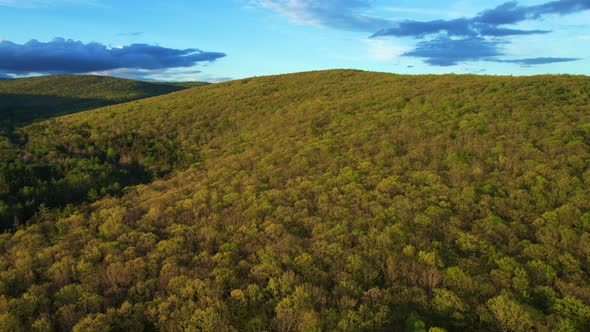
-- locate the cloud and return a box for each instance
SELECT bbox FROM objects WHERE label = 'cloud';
[372,0,590,39]
[475,1,535,25]
[404,36,503,66]
[252,0,392,31]
[364,38,409,61]
[252,0,587,68]
[85,68,207,82]
[373,19,475,38]
[382,6,458,17]
[373,0,590,66]
[476,0,590,25]
[371,18,550,38]
[405,39,581,67]
[117,32,144,37]
[198,75,234,83]
[0,38,226,76]
[494,57,581,65]
[475,26,550,37]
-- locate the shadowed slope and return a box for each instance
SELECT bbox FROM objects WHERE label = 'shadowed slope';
[0,74,205,128]
[0,75,208,229]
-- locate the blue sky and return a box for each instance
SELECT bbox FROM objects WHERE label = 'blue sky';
[0,0,589,81]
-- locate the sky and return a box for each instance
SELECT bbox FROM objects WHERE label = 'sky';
[0,0,589,81]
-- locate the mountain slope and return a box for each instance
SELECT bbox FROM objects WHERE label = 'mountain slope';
[0,75,207,228]
[0,74,204,129]
[1,70,590,331]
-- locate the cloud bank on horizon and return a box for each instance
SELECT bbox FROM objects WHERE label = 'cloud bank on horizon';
[0,38,226,79]
[256,0,589,66]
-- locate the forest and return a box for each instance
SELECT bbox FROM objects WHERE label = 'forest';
[0,70,589,331]
[0,74,202,128]
[0,75,202,229]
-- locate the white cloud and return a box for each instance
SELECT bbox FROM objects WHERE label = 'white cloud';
[382,6,464,18]
[251,0,393,32]
[363,38,409,61]
[87,67,232,83]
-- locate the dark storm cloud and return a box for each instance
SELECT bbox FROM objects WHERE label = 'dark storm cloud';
[0,38,226,75]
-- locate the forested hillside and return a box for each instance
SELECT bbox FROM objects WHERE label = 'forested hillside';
[0,75,203,130]
[1,70,589,331]
[0,75,205,228]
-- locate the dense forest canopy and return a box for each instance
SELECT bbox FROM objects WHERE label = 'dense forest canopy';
[0,70,589,331]
[0,75,204,228]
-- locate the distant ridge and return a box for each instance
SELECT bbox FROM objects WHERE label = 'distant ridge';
[0,74,206,127]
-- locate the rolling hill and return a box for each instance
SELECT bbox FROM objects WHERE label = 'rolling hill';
[0,75,207,229]
[0,74,205,130]
[0,70,589,331]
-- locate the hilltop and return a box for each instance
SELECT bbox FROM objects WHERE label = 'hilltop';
[0,70,589,331]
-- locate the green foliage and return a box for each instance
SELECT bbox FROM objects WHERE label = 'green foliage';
[486,295,538,332]
[0,75,205,229]
[0,74,203,128]
[0,70,589,330]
